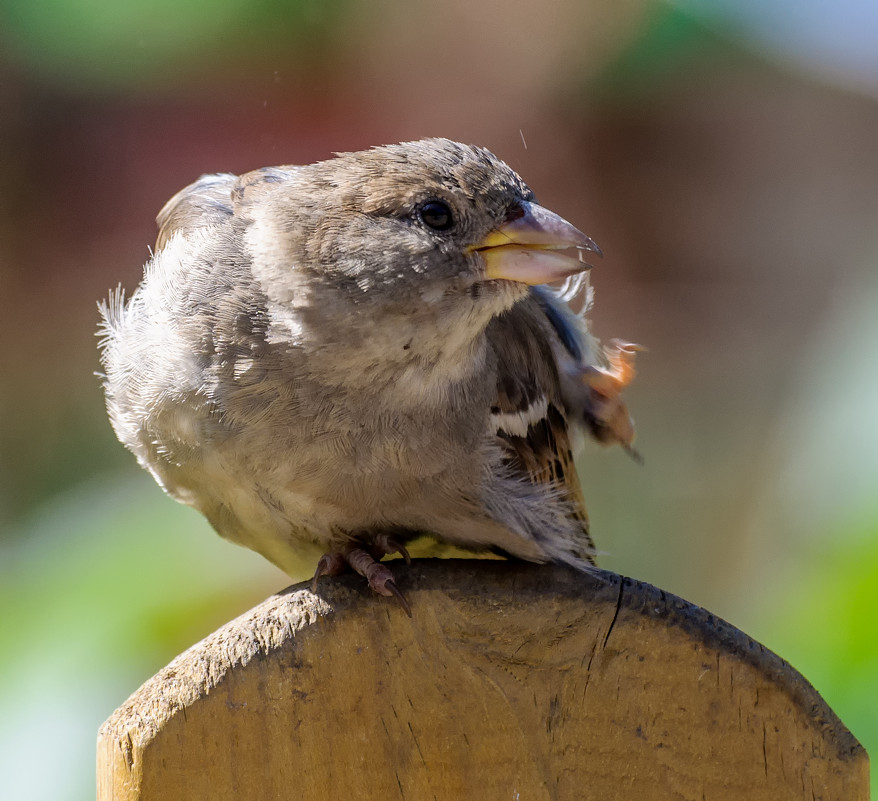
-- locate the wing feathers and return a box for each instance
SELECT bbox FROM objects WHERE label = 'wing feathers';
[487,293,596,562]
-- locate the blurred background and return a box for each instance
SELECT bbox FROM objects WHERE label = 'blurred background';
[1,0,877,797]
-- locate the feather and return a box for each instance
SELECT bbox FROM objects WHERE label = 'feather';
[155,173,236,252]
[487,293,596,564]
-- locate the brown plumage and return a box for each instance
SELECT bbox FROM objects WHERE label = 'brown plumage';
[488,299,596,563]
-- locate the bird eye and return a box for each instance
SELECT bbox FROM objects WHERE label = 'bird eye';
[418,200,454,231]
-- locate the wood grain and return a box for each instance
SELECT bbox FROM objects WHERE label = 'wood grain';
[97,560,868,800]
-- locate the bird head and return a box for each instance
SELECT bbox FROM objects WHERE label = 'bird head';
[246,139,599,315]
[239,140,601,380]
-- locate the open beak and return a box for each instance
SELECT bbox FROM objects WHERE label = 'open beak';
[470,201,602,285]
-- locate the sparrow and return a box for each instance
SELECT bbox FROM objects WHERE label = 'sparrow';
[98,139,638,614]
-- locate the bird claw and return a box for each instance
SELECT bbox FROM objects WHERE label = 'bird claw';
[311,542,412,615]
[311,552,347,592]
[382,579,413,617]
[373,533,412,564]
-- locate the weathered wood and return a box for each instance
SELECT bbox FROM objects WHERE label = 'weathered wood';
[97,560,868,800]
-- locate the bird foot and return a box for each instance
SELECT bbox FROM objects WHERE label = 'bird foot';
[311,552,348,590]
[311,543,412,617]
[581,340,643,454]
[372,533,412,564]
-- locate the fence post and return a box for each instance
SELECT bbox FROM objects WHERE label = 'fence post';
[97,560,869,800]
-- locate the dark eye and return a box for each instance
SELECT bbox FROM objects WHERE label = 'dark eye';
[419,200,454,231]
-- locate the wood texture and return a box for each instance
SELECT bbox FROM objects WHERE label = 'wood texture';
[97,560,868,800]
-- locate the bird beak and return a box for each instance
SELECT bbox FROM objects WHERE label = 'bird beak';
[470,201,602,285]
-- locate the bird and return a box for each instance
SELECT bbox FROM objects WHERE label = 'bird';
[98,138,638,614]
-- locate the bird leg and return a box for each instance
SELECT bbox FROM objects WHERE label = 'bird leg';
[581,339,643,453]
[311,542,412,617]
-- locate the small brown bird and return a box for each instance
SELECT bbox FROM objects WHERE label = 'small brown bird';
[98,139,637,613]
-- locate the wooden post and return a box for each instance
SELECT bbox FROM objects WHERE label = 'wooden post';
[97,560,868,800]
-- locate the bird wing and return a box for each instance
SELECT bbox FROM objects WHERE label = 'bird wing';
[486,289,596,563]
[154,166,301,251]
[154,173,237,252]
